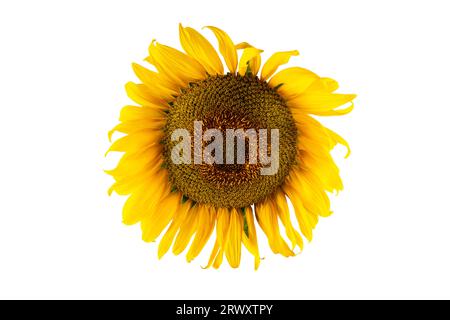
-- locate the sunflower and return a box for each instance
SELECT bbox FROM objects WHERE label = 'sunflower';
[106,24,355,269]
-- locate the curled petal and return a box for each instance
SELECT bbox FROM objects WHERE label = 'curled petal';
[238,47,263,76]
[204,26,238,73]
[179,24,224,75]
[269,67,319,99]
[261,50,299,80]
[147,41,206,87]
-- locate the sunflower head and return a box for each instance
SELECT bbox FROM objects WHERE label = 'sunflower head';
[106,24,356,269]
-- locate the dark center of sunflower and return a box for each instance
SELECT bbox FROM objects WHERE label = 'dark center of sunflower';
[198,109,263,188]
[163,74,297,208]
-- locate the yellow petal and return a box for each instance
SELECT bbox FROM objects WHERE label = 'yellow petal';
[326,128,351,158]
[179,24,223,75]
[147,41,206,87]
[213,208,231,269]
[125,82,167,107]
[282,185,315,241]
[305,103,354,116]
[158,201,191,259]
[107,145,161,180]
[132,63,178,97]
[122,187,150,225]
[213,246,224,269]
[119,105,166,122]
[172,205,199,255]
[106,144,162,179]
[291,113,345,191]
[108,119,165,141]
[235,42,253,50]
[289,93,356,115]
[107,123,161,143]
[235,43,263,76]
[122,172,170,225]
[204,26,237,73]
[255,201,294,257]
[261,50,299,80]
[288,169,331,218]
[269,67,319,100]
[273,191,304,250]
[141,192,181,242]
[306,77,339,93]
[238,47,263,76]
[301,153,343,193]
[204,239,220,269]
[108,159,162,196]
[242,207,260,270]
[106,129,163,155]
[292,113,333,150]
[225,208,243,268]
[186,205,216,262]
[109,106,166,140]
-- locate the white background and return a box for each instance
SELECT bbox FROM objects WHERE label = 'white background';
[1,0,449,300]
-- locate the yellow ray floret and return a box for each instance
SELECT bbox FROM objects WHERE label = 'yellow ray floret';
[261,50,299,80]
[238,47,263,76]
[179,24,224,75]
[147,41,206,87]
[204,26,238,73]
[242,207,260,270]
